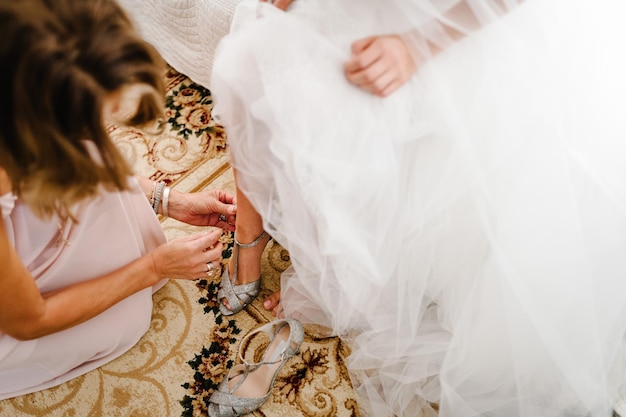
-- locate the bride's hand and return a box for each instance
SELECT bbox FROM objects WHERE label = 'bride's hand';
[260,0,295,11]
[344,34,417,97]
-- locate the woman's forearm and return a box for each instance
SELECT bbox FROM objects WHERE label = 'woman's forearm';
[34,254,161,339]
[0,232,161,341]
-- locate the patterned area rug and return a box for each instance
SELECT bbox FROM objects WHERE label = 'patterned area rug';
[0,68,359,417]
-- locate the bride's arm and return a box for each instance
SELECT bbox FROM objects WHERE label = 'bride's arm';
[401,0,526,58]
[344,0,524,97]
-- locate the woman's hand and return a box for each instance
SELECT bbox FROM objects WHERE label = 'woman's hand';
[0,226,224,340]
[134,176,236,230]
[345,35,417,97]
[150,228,224,280]
[167,188,236,231]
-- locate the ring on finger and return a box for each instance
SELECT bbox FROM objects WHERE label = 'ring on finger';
[218,214,227,222]
[206,262,217,278]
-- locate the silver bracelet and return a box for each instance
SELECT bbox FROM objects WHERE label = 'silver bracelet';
[162,186,171,218]
[150,180,157,204]
[152,181,166,214]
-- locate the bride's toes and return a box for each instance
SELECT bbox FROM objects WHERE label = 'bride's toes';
[263,291,281,311]
[262,291,284,318]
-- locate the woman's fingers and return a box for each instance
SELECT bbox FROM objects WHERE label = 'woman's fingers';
[216,213,236,232]
[201,243,224,279]
[181,228,221,248]
[153,230,224,280]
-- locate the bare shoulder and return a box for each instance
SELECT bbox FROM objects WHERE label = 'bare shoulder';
[0,167,11,195]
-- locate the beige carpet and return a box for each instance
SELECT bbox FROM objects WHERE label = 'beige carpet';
[0,68,359,417]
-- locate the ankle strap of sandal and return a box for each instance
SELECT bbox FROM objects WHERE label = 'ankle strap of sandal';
[234,230,268,248]
[238,319,303,365]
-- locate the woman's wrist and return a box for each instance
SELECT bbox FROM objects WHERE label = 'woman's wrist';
[149,181,166,215]
[144,180,176,219]
[148,251,165,283]
[161,185,171,217]
[160,187,186,221]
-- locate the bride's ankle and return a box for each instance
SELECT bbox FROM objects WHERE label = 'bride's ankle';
[228,230,270,284]
[234,229,270,246]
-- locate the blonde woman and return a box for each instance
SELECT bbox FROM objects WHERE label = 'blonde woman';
[0,0,236,400]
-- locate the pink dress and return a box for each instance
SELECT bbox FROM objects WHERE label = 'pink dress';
[0,176,166,400]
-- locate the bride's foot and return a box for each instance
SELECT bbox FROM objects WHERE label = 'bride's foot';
[218,230,271,315]
[263,291,285,318]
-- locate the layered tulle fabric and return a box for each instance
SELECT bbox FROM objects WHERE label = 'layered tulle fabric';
[211,0,626,415]
[0,177,166,400]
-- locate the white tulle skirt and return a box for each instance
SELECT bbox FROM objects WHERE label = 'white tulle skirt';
[211,0,626,415]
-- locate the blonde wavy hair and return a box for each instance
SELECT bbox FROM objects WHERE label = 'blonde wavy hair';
[0,0,165,218]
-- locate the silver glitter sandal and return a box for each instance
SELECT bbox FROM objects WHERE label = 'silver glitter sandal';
[217,231,268,316]
[208,318,304,417]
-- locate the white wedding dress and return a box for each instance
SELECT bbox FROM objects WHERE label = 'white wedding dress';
[208,0,626,415]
